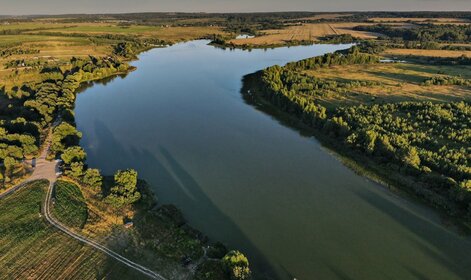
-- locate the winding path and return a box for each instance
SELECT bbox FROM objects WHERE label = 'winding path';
[0,132,167,280]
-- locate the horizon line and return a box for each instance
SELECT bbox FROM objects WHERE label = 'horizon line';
[1,10,471,17]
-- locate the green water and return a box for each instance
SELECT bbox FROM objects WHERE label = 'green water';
[75,41,471,280]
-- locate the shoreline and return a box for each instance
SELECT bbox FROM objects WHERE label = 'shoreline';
[242,71,471,233]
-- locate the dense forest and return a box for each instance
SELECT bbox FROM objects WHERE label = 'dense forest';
[256,47,471,218]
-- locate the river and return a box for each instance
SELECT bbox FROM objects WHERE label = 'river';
[75,40,471,280]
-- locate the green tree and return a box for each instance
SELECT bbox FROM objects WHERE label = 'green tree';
[3,156,17,178]
[401,147,421,169]
[106,169,141,207]
[61,146,86,165]
[82,168,102,189]
[65,162,84,180]
[51,122,82,154]
[223,250,251,280]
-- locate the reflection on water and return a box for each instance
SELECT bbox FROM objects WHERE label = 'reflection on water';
[75,40,471,280]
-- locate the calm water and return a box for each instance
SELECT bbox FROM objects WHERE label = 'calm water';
[75,41,471,280]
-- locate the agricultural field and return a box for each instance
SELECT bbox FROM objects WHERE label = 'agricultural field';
[383,48,471,58]
[0,180,143,280]
[0,20,226,92]
[229,22,379,46]
[302,62,471,109]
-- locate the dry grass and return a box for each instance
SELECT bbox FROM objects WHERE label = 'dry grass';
[304,62,471,109]
[229,23,378,46]
[383,48,471,58]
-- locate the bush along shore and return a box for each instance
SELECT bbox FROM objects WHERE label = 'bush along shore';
[244,45,471,225]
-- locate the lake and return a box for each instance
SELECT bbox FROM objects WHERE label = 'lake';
[75,40,471,280]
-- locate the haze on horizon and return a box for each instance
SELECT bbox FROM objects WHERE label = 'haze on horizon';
[1,0,470,15]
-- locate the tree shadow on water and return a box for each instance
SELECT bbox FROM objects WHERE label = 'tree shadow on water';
[357,189,471,279]
[89,119,282,280]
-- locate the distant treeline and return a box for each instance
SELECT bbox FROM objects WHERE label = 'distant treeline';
[355,24,471,43]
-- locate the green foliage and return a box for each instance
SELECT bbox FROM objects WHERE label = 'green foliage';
[61,146,86,165]
[285,46,379,71]
[106,169,141,207]
[113,42,136,58]
[64,162,84,180]
[222,251,251,280]
[258,47,471,217]
[51,122,82,154]
[423,76,471,87]
[82,168,102,189]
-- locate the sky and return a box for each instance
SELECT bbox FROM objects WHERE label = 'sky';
[1,0,470,15]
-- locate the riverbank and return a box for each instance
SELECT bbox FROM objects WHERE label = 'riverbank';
[242,69,471,232]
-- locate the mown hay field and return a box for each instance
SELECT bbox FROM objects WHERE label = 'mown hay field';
[303,62,471,109]
[383,48,471,58]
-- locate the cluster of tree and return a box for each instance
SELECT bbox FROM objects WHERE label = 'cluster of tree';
[0,56,130,185]
[285,46,379,71]
[0,47,39,58]
[422,76,471,87]
[355,24,471,43]
[333,102,470,211]
[318,34,358,44]
[257,50,471,217]
[195,248,251,280]
[104,169,142,207]
[112,41,153,59]
[222,250,251,280]
[0,119,40,183]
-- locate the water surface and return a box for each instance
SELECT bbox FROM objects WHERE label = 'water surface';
[75,40,471,280]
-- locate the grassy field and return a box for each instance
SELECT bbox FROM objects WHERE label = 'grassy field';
[0,180,145,280]
[303,62,471,109]
[51,180,88,230]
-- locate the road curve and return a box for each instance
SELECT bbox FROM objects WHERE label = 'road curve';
[44,180,167,280]
[0,130,167,280]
